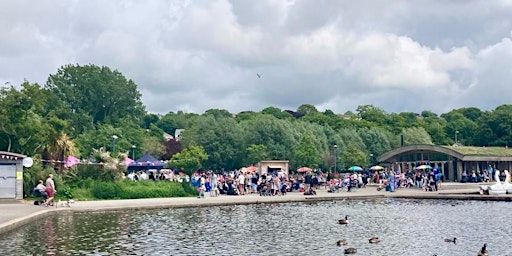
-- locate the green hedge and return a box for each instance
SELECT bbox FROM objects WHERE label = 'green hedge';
[90,180,197,200]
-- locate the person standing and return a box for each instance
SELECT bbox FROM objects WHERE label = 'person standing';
[45,174,56,206]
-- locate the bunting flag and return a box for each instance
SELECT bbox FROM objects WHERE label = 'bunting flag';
[64,155,81,168]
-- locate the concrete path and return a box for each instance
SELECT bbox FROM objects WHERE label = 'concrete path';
[1,182,510,235]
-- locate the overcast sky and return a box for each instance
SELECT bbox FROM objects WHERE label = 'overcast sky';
[2,0,512,115]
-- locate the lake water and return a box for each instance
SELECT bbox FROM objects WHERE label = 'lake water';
[1,199,510,256]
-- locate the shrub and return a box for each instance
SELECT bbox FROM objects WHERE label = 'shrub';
[86,180,196,200]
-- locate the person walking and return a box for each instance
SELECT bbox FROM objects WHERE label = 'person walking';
[45,174,56,206]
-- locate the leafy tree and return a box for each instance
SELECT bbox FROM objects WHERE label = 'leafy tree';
[296,104,318,117]
[142,113,160,129]
[294,134,321,168]
[0,82,53,155]
[163,139,183,160]
[357,104,387,125]
[169,145,208,175]
[45,64,146,126]
[358,127,392,156]
[203,109,233,119]
[339,144,368,169]
[180,116,244,170]
[246,144,268,165]
[242,115,298,161]
[261,107,293,120]
[402,127,433,145]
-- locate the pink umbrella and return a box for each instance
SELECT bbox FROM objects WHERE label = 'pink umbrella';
[247,165,258,172]
[297,166,313,173]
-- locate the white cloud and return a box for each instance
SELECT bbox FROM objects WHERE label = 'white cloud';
[1,0,512,116]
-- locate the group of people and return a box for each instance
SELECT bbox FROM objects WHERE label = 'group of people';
[372,169,443,192]
[33,174,56,206]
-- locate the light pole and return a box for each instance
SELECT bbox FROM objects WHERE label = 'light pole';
[455,130,459,145]
[112,135,118,153]
[333,144,338,172]
[131,145,136,159]
[370,153,374,166]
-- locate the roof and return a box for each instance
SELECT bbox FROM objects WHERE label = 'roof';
[379,144,512,162]
[135,152,159,163]
[445,146,512,156]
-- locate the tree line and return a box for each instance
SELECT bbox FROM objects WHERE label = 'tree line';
[1,64,511,173]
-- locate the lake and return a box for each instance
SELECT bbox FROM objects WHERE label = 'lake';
[0,198,510,255]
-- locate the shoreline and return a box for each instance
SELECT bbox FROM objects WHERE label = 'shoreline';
[1,182,511,235]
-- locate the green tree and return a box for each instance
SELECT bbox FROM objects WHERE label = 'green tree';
[170,145,208,175]
[339,144,368,169]
[242,115,298,161]
[45,64,146,127]
[261,107,293,120]
[246,144,268,165]
[0,82,53,155]
[294,134,321,168]
[402,127,433,145]
[180,116,245,170]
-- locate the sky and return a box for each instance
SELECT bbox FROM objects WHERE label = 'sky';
[1,0,512,116]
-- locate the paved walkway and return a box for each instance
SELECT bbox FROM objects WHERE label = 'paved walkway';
[1,182,510,235]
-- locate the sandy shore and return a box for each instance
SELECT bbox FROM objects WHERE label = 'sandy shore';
[1,182,510,235]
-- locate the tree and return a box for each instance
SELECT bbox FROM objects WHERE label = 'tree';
[203,109,233,119]
[180,116,245,170]
[169,145,208,176]
[401,127,433,145]
[0,82,53,155]
[339,144,368,169]
[246,144,268,165]
[242,115,298,161]
[261,107,293,120]
[294,134,321,168]
[45,64,146,127]
[356,104,387,125]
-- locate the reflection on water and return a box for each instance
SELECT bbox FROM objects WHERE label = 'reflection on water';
[1,199,511,256]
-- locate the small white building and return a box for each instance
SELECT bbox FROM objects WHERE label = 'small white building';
[258,160,289,176]
[0,151,27,199]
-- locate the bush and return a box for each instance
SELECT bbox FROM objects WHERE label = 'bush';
[87,180,196,200]
[91,181,122,199]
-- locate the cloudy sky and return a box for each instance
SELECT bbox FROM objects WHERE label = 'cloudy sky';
[1,0,512,115]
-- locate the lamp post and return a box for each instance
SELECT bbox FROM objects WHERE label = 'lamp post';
[370,153,374,166]
[455,130,459,145]
[112,135,118,153]
[333,144,338,172]
[131,145,136,159]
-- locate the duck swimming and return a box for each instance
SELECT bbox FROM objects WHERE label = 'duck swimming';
[336,239,348,246]
[444,237,456,244]
[369,237,380,243]
[338,215,349,225]
[477,243,488,256]
[344,247,357,254]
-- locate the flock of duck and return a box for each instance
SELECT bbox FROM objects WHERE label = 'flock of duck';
[335,215,489,255]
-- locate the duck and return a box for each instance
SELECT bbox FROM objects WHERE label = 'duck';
[444,237,456,244]
[336,239,348,246]
[338,215,349,225]
[477,243,488,256]
[344,247,357,254]
[369,237,381,243]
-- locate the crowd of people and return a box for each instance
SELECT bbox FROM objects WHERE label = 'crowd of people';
[122,166,451,198]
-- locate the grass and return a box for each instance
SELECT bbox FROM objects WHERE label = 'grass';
[445,146,512,156]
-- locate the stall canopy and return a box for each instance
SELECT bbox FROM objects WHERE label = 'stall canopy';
[128,152,166,171]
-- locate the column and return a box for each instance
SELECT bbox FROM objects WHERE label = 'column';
[457,160,463,181]
[448,158,454,181]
